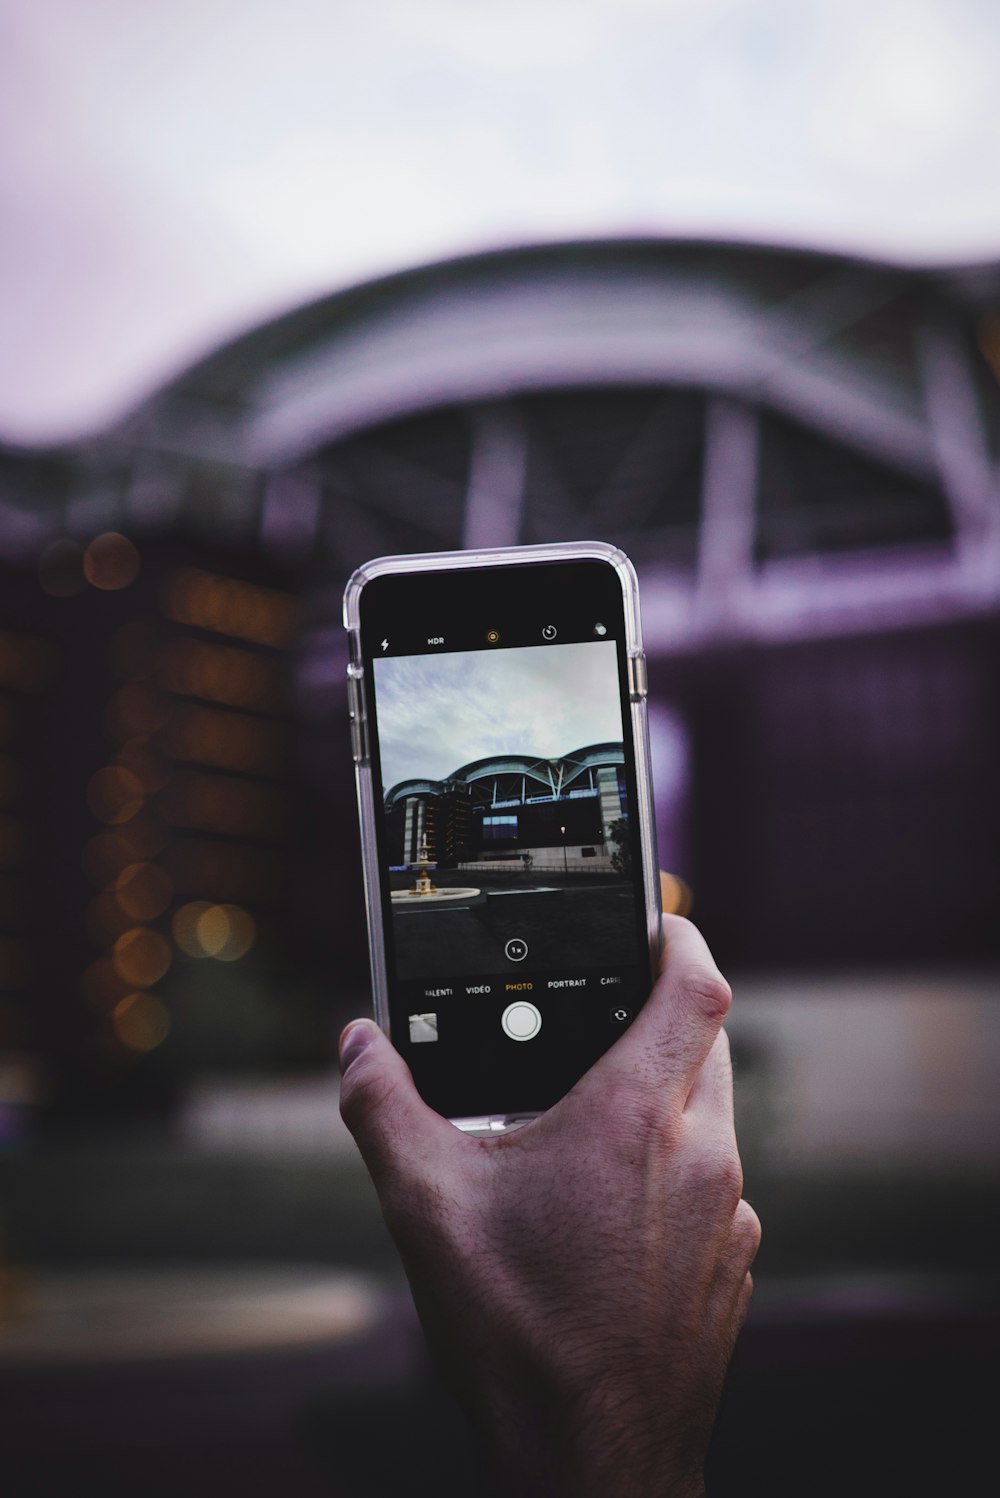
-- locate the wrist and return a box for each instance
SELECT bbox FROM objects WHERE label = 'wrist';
[476,1374,709,1498]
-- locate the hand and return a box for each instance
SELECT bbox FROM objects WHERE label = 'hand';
[338,916,761,1498]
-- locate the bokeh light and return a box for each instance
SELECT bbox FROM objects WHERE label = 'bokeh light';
[83,532,140,591]
[114,862,174,922]
[171,900,255,960]
[83,816,172,887]
[113,809,171,862]
[171,900,213,956]
[160,637,284,711]
[115,738,171,793]
[38,537,86,597]
[111,927,173,987]
[86,766,144,825]
[660,871,694,918]
[164,773,283,839]
[195,903,256,961]
[105,681,171,739]
[111,992,171,1052]
[165,704,284,774]
[162,568,298,648]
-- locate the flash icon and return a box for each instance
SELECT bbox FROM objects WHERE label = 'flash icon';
[381,639,389,652]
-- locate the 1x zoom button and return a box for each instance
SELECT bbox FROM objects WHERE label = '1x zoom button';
[504,938,528,962]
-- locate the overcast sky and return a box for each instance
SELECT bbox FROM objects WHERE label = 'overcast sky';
[3,0,1000,445]
[373,641,623,789]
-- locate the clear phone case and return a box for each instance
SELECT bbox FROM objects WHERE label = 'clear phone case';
[343,541,663,1128]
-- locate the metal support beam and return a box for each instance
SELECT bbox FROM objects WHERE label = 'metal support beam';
[695,397,759,628]
[462,405,527,549]
[917,321,1000,594]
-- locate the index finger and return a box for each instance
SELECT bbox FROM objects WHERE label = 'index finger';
[583,914,732,1102]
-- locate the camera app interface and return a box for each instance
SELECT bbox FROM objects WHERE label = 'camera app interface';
[373,638,639,985]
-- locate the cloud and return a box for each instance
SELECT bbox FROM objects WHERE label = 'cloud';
[373,640,623,788]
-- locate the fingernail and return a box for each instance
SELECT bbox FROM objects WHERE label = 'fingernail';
[339,1020,375,1073]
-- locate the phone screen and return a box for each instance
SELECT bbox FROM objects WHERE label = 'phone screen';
[357,558,655,1120]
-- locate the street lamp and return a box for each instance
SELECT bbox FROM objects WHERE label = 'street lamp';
[560,824,568,880]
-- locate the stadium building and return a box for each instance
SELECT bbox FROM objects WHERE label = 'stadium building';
[383,743,628,872]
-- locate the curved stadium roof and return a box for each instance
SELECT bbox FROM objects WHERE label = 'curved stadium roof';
[384,741,626,810]
[3,236,999,654]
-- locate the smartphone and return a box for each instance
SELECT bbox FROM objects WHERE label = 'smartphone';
[343,542,661,1131]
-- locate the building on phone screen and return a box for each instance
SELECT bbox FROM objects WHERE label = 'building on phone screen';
[383,743,628,874]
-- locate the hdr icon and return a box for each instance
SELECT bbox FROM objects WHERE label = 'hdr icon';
[427,636,444,645]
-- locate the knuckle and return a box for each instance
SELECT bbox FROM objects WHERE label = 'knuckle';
[717,1149,746,1206]
[683,969,733,1025]
[732,1198,763,1266]
[694,1140,745,1206]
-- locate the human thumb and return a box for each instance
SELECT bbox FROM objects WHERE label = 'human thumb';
[338,1019,460,1189]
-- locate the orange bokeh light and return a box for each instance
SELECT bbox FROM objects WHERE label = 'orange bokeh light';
[164,772,283,839]
[659,871,694,918]
[114,862,174,922]
[162,568,298,649]
[160,637,284,712]
[115,738,171,793]
[112,927,173,987]
[106,682,171,741]
[165,705,284,775]
[83,532,140,591]
[111,992,171,1052]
